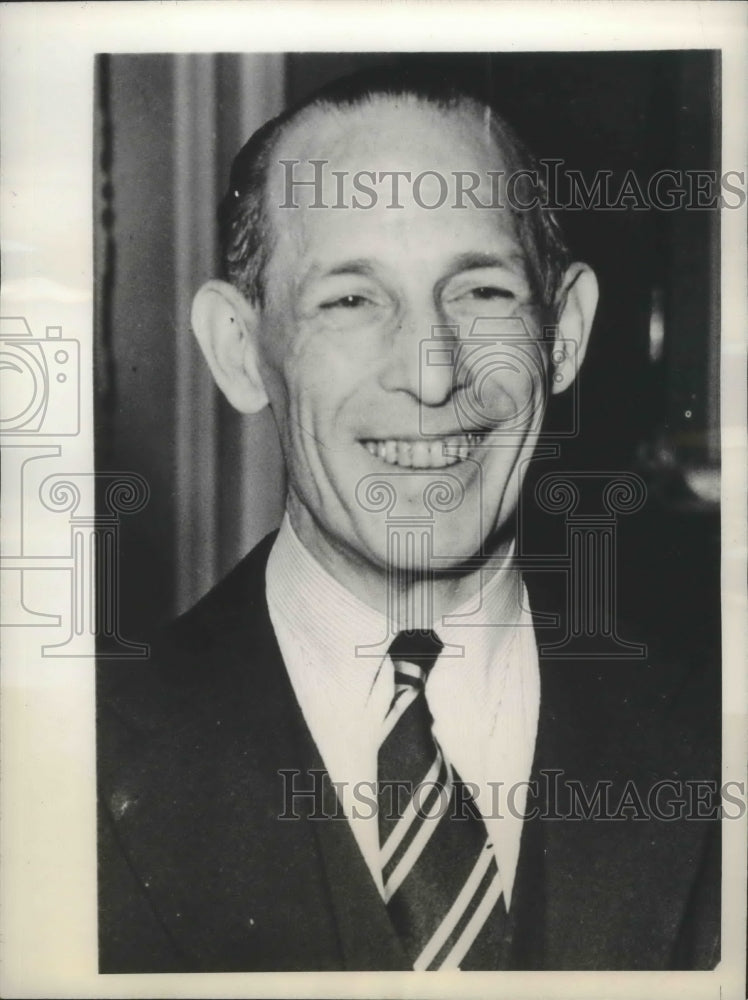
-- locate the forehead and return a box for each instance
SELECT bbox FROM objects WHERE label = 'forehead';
[263,96,526,287]
[268,96,509,202]
[276,95,501,171]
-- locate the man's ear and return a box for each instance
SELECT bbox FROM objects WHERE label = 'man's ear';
[191,279,269,414]
[550,262,599,395]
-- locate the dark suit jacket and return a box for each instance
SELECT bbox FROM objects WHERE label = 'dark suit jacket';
[97,532,720,972]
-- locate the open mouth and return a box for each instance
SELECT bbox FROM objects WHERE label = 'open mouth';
[359,432,487,468]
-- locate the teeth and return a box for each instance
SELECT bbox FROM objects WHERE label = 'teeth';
[412,442,429,468]
[397,441,412,467]
[361,433,485,468]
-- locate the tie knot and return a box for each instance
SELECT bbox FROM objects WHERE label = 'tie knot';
[388,629,444,674]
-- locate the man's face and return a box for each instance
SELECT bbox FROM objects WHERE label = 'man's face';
[254,99,551,582]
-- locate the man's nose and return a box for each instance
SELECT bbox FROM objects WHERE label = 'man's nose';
[379,309,459,407]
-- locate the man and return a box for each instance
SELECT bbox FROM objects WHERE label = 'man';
[97,67,720,972]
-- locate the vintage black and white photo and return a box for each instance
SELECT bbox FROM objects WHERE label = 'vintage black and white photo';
[96,50,723,972]
[1,5,745,998]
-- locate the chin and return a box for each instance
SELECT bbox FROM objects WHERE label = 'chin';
[353,510,488,576]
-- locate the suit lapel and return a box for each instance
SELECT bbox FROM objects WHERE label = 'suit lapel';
[508,570,718,969]
[251,570,409,970]
[106,536,405,970]
[299,760,411,969]
[108,600,340,968]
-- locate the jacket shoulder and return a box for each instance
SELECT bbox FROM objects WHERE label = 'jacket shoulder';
[97,531,278,733]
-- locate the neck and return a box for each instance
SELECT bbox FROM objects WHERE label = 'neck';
[285,504,517,629]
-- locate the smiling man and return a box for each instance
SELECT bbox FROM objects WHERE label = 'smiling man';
[97,67,720,973]
[193,87,594,610]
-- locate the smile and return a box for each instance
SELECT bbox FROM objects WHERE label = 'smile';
[360,433,486,468]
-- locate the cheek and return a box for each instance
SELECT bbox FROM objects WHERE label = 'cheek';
[256,312,323,417]
[261,327,364,460]
[289,320,377,405]
[502,342,548,402]
[456,339,548,430]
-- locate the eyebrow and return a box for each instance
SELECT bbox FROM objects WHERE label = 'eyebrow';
[324,259,378,278]
[314,251,525,281]
[446,251,526,275]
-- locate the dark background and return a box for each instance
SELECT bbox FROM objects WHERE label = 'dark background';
[95,51,721,654]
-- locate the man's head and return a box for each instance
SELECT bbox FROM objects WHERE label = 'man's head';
[192,68,598,595]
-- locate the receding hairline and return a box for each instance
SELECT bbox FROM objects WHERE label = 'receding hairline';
[219,79,569,310]
[269,90,519,177]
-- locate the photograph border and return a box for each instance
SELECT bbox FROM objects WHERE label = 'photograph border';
[1,3,746,998]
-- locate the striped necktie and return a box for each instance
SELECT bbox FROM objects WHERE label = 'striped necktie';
[378,629,506,970]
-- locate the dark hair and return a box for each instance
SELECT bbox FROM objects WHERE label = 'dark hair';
[218,64,569,310]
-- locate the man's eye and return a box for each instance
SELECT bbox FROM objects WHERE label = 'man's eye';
[320,294,370,310]
[466,286,512,301]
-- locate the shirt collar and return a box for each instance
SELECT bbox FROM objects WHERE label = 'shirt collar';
[267,515,522,682]
[266,514,389,706]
